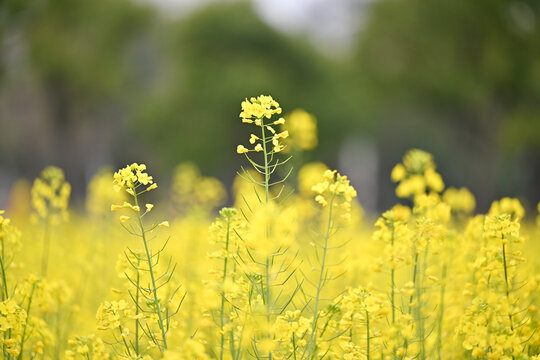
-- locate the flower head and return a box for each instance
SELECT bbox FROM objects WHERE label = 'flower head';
[237,95,287,155]
[113,163,155,194]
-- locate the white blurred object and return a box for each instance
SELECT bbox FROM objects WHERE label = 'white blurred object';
[338,137,378,213]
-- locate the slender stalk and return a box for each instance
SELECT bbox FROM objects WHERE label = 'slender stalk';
[390,222,397,359]
[135,261,141,354]
[133,192,168,350]
[17,282,37,360]
[437,263,447,360]
[119,326,133,357]
[0,226,11,360]
[0,235,9,300]
[220,218,232,360]
[260,119,270,204]
[265,257,272,360]
[306,193,336,359]
[501,240,514,331]
[390,222,395,324]
[366,310,370,360]
[260,118,273,360]
[408,252,419,315]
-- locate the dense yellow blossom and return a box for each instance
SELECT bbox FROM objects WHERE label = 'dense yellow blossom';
[31,166,71,223]
[392,149,445,198]
[2,95,540,359]
[171,162,226,214]
[237,95,288,154]
[282,109,318,151]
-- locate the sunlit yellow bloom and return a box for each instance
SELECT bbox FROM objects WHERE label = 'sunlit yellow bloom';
[237,145,249,154]
[158,221,170,228]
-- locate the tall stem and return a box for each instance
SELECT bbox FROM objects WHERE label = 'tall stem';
[501,240,514,331]
[220,218,231,360]
[306,193,336,359]
[390,223,396,359]
[261,120,270,203]
[135,261,141,354]
[0,235,9,300]
[17,282,36,360]
[366,310,370,360]
[260,119,273,360]
[133,193,168,350]
[437,263,447,360]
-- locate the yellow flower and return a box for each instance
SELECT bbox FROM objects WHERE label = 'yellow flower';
[113,163,155,193]
[391,163,406,182]
[282,109,317,151]
[239,95,282,121]
[158,221,170,228]
[31,166,71,223]
[237,145,249,154]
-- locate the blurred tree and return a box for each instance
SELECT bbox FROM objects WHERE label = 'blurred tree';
[135,2,360,178]
[0,0,152,196]
[354,0,540,210]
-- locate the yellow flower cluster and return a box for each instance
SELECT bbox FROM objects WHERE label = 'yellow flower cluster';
[282,108,318,151]
[443,187,476,214]
[0,299,27,333]
[0,210,22,261]
[31,166,71,223]
[96,300,132,330]
[237,95,289,154]
[488,197,525,220]
[312,170,357,219]
[171,162,226,214]
[113,163,156,194]
[65,334,110,360]
[271,310,312,352]
[239,94,282,121]
[391,148,444,198]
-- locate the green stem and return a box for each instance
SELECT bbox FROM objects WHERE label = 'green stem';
[501,241,514,331]
[133,193,168,350]
[17,282,36,360]
[389,222,396,321]
[119,326,132,357]
[220,218,231,360]
[307,193,336,359]
[260,120,270,203]
[366,310,370,360]
[260,119,274,360]
[437,263,447,360]
[265,257,272,360]
[390,222,397,359]
[135,262,141,355]
[0,235,9,300]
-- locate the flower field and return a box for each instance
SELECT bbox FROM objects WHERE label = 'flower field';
[1,95,540,360]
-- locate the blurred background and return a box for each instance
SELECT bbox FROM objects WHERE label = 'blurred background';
[1,0,539,215]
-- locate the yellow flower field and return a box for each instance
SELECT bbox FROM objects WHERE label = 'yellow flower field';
[1,95,540,360]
